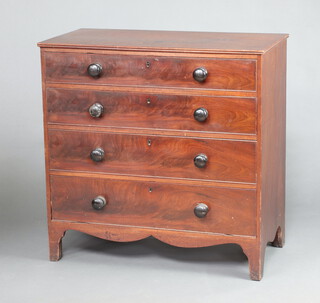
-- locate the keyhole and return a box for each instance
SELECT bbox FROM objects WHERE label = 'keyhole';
[147,139,152,146]
[149,188,152,192]
[146,61,151,68]
[146,98,151,105]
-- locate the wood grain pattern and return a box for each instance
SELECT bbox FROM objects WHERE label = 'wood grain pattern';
[38,29,288,280]
[241,39,287,281]
[38,28,288,54]
[48,124,257,141]
[47,88,256,134]
[49,170,257,189]
[48,129,256,183]
[260,40,286,246]
[48,220,258,271]
[257,39,286,280]
[50,175,257,236]
[47,82,258,99]
[44,52,256,91]
[42,47,260,59]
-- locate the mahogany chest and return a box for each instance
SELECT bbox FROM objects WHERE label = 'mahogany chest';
[38,29,288,280]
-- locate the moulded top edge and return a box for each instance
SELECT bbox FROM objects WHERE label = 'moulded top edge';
[37,28,289,54]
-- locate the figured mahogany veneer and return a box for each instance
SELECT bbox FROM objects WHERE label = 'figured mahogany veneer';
[51,175,257,236]
[44,52,256,91]
[47,88,257,134]
[48,129,256,183]
[38,29,288,281]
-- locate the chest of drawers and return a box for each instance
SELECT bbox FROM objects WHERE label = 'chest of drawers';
[38,29,288,280]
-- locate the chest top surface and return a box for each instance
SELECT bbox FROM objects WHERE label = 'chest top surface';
[38,28,288,54]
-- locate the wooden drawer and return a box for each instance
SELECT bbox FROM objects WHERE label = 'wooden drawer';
[48,130,256,183]
[44,52,256,91]
[50,175,257,236]
[47,88,256,134]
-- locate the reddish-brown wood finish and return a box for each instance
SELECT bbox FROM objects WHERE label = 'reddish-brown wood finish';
[50,175,257,236]
[50,170,257,189]
[47,88,257,134]
[38,28,288,54]
[44,52,256,91]
[48,129,256,183]
[241,39,287,281]
[256,39,286,280]
[39,29,287,281]
[48,220,258,262]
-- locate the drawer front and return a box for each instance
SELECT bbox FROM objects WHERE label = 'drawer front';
[47,88,256,134]
[48,130,256,183]
[44,52,256,91]
[50,175,257,236]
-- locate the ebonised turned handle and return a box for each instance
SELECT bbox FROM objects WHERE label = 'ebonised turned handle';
[194,153,208,168]
[87,63,103,77]
[194,203,209,218]
[89,103,104,118]
[90,148,105,162]
[194,108,208,122]
[92,196,107,210]
[193,67,208,82]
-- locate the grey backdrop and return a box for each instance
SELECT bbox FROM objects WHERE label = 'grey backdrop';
[0,0,319,302]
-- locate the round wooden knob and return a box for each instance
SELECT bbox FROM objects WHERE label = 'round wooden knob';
[89,103,104,118]
[194,153,208,168]
[90,148,105,162]
[92,196,107,210]
[194,108,208,122]
[193,67,208,82]
[194,203,209,218]
[87,63,103,77]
